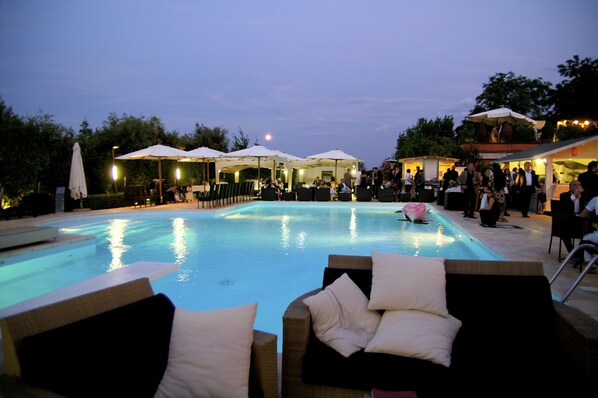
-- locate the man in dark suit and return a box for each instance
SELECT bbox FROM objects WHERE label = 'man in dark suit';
[516,162,541,218]
[371,167,383,199]
[457,162,481,218]
[578,161,598,206]
[558,180,584,253]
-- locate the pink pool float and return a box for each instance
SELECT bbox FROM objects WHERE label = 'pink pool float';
[401,202,431,223]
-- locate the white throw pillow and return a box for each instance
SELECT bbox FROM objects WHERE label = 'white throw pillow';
[303,273,382,357]
[369,251,448,317]
[154,303,257,398]
[365,309,462,367]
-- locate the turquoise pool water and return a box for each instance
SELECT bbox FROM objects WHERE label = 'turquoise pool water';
[0,202,503,348]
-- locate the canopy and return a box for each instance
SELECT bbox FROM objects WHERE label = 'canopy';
[466,107,537,127]
[116,144,189,200]
[182,146,226,184]
[221,145,285,182]
[307,149,361,179]
[68,142,87,205]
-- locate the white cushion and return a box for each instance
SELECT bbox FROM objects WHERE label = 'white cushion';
[154,303,257,398]
[369,251,447,317]
[365,309,462,367]
[303,273,382,357]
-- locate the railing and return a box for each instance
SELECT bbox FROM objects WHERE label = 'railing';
[550,243,598,303]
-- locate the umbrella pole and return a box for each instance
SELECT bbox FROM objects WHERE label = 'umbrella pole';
[257,157,261,186]
[158,158,163,203]
[205,160,208,184]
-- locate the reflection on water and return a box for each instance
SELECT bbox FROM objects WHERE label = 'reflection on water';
[171,217,190,282]
[171,217,188,265]
[296,231,307,250]
[107,219,130,271]
[349,208,358,243]
[280,215,290,253]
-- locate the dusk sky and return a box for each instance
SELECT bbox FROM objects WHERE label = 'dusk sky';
[1,1,597,167]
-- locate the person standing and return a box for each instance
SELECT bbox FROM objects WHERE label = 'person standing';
[503,168,512,216]
[414,169,425,201]
[559,180,584,254]
[358,168,368,188]
[405,169,414,200]
[343,168,353,190]
[516,162,541,218]
[578,161,598,205]
[510,167,518,210]
[488,163,507,221]
[371,167,383,199]
[457,162,481,218]
[392,166,403,193]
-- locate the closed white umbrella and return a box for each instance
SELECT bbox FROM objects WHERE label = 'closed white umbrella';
[68,142,87,208]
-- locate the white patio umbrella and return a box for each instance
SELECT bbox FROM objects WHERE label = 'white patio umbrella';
[466,107,537,127]
[221,145,283,183]
[307,149,362,180]
[69,142,87,208]
[116,144,189,201]
[182,146,226,185]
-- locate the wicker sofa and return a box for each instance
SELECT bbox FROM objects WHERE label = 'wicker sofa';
[282,254,598,397]
[1,278,278,398]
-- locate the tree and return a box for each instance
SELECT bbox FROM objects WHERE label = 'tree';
[394,116,460,160]
[553,55,598,121]
[79,113,179,194]
[471,72,553,119]
[230,128,250,151]
[0,99,75,202]
[460,72,553,144]
[182,123,229,152]
[0,99,29,201]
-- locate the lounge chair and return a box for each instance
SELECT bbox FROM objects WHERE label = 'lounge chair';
[0,278,278,398]
[282,254,598,397]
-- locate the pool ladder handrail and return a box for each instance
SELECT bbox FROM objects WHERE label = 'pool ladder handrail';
[549,243,598,303]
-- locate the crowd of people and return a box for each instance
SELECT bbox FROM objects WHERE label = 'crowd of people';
[442,159,597,270]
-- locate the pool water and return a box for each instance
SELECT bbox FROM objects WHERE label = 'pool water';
[0,202,502,349]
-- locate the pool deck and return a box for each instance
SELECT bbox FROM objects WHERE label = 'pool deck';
[1,199,597,323]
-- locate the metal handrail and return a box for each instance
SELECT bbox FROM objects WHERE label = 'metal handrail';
[549,243,598,303]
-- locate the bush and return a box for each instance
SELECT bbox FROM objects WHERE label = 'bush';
[21,193,54,215]
[85,193,125,210]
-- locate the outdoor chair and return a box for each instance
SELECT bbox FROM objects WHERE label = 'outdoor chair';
[198,183,217,209]
[377,189,395,202]
[261,187,278,201]
[444,191,465,211]
[297,188,313,201]
[338,192,352,202]
[0,278,279,398]
[283,191,297,201]
[547,199,586,260]
[399,192,412,202]
[355,187,372,202]
[315,188,331,202]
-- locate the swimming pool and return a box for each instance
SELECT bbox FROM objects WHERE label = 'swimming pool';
[0,202,503,349]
